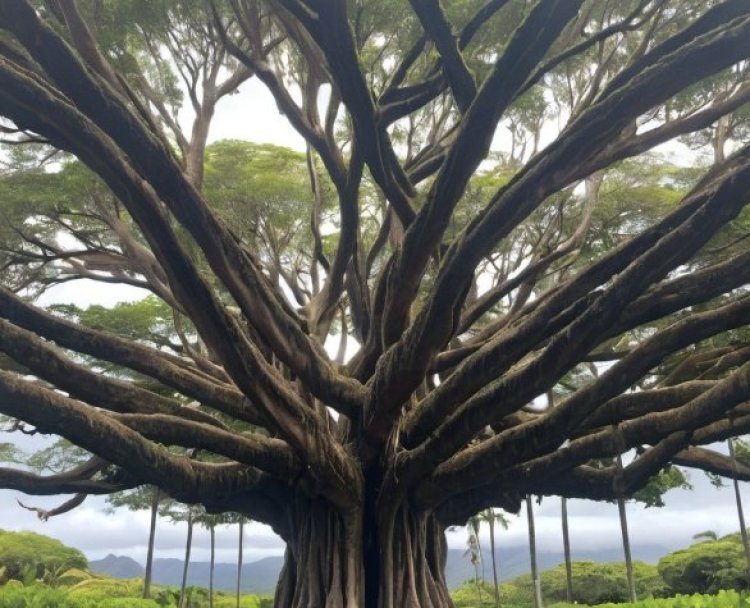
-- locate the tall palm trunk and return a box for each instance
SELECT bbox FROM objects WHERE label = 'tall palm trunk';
[142,487,159,599]
[616,453,637,603]
[526,495,543,608]
[179,508,194,608]
[728,438,750,587]
[236,517,244,608]
[488,511,500,608]
[209,525,215,608]
[561,497,573,603]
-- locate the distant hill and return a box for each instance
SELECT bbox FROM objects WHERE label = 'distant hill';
[443,544,668,589]
[90,554,145,579]
[90,553,282,594]
[91,543,668,593]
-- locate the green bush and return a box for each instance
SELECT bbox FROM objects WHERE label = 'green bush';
[67,577,145,602]
[658,538,747,595]
[0,530,87,583]
[501,561,668,606]
[95,599,161,608]
[211,593,272,608]
[0,583,77,608]
[581,588,750,607]
[451,580,497,607]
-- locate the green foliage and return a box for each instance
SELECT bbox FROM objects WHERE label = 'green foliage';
[0,444,23,466]
[0,583,78,608]
[632,466,692,508]
[0,583,163,608]
[452,586,750,608]
[658,535,748,595]
[500,561,667,606]
[25,440,91,475]
[49,297,173,348]
[451,580,497,607]
[573,589,750,608]
[0,530,87,584]
[0,578,271,608]
[67,578,145,601]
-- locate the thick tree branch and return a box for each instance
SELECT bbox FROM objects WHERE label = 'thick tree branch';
[0,287,264,426]
[0,2,366,420]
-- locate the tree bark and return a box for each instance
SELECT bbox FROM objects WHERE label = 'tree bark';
[561,497,573,604]
[143,487,159,599]
[271,496,453,608]
[728,438,750,587]
[526,496,543,608]
[179,509,194,608]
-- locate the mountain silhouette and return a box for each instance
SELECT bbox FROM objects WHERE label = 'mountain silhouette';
[90,543,668,594]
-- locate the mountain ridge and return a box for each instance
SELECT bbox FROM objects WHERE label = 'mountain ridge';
[90,544,669,594]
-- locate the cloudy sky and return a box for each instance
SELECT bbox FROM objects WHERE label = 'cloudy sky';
[2,72,744,571]
[1,470,746,566]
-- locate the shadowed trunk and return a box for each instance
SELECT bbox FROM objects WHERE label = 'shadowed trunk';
[143,487,159,599]
[272,496,453,608]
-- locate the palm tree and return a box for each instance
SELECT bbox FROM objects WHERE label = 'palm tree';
[465,515,484,603]
[179,507,194,608]
[209,524,215,608]
[526,495,543,608]
[196,511,225,608]
[480,508,509,607]
[236,516,244,608]
[692,530,718,543]
[615,452,637,603]
[728,437,750,587]
[142,487,160,599]
[561,497,573,604]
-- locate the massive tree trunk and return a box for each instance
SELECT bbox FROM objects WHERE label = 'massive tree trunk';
[272,496,452,608]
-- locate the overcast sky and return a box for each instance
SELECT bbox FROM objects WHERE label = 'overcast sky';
[1,471,746,566]
[2,72,744,571]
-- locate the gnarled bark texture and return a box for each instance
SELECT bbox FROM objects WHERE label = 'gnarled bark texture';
[274,494,451,608]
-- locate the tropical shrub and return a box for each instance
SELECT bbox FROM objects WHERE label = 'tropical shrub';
[505,561,668,605]
[451,580,497,607]
[587,588,750,607]
[0,583,77,608]
[67,577,145,602]
[0,530,87,583]
[658,537,747,594]
[212,595,271,608]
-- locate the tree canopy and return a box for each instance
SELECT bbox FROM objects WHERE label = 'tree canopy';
[0,1,749,606]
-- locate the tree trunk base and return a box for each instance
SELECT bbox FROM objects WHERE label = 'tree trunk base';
[273,498,454,608]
